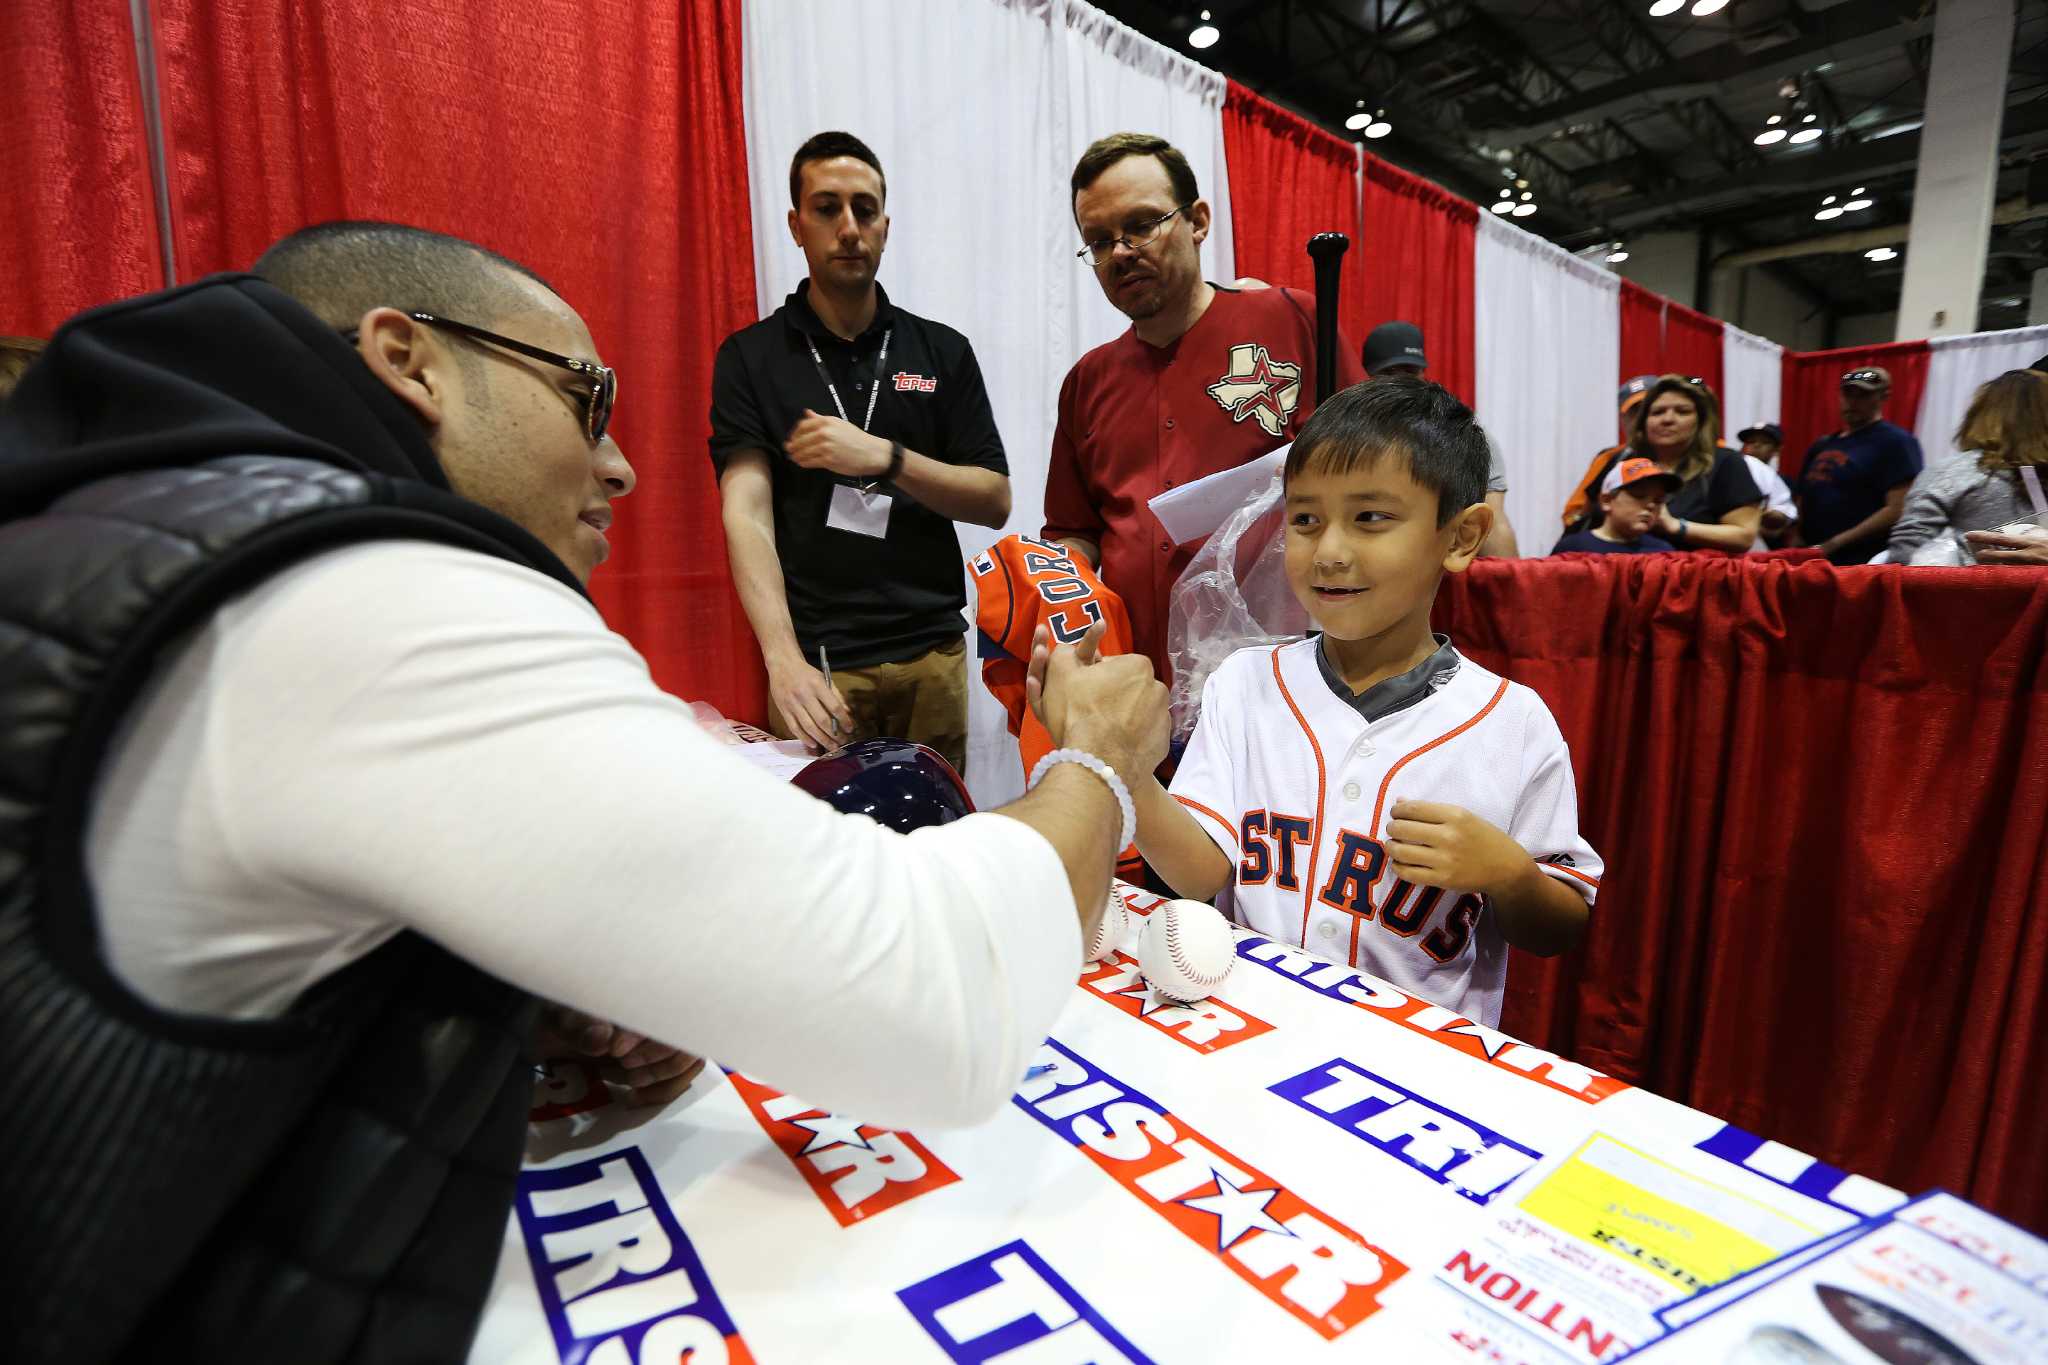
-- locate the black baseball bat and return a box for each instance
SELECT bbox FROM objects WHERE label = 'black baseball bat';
[1307,232,1351,407]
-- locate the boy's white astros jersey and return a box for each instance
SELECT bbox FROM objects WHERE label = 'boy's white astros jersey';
[1168,637,1602,1029]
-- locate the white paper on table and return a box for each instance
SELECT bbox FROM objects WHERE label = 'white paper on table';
[1655,1221,1877,1332]
[1892,1189,2048,1299]
[1386,1130,1842,1364]
[722,735,817,783]
[1146,447,1287,546]
[1625,1215,2048,1362]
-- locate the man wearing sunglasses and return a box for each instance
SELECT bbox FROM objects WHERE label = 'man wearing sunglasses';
[0,221,1165,1362]
[1044,132,1364,687]
[1792,366,1925,564]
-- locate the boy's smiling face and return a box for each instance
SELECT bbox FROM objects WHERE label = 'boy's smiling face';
[1283,452,1486,643]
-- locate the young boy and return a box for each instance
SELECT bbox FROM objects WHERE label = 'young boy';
[1132,378,1601,1028]
[1550,457,1682,555]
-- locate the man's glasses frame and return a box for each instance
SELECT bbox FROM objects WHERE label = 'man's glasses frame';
[346,311,616,442]
[1076,204,1191,267]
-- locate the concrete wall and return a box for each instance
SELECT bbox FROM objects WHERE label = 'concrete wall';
[1613,229,1701,307]
[1711,265,1831,350]
[1835,311,1900,348]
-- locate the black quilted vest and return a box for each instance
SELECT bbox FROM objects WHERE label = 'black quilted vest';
[0,456,549,1363]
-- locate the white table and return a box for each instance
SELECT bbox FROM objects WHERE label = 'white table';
[471,883,1901,1364]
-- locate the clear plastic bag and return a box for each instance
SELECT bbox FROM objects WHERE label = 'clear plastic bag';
[1164,465,1310,742]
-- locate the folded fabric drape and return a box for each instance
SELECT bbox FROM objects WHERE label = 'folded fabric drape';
[1436,554,2048,1234]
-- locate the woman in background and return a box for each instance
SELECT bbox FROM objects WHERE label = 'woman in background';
[1888,369,2048,565]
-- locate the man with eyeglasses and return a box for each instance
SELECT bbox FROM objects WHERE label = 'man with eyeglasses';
[1043,131,1364,686]
[0,220,1166,1361]
[1792,366,1925,564]
[710,131,1012,774]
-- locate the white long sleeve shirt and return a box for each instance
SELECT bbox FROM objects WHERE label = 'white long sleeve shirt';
[85,542,1078,1128]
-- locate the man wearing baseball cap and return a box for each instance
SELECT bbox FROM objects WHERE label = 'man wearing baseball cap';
[1551,457,1683,555]
[1561,374,1659,529]
[1361,320,1518,556]
[1792,366,1924,563]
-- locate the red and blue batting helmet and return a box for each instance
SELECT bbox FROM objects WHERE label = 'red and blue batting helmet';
[792,738,974,833]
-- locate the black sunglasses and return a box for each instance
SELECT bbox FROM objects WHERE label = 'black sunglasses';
[345,311,617,442]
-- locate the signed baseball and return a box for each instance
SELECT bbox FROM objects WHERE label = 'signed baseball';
[1082,890,1129,964]
[1136,899,1235,1003]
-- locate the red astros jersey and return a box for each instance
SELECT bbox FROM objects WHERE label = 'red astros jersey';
[971,534,1141,879]
[1042,286,1363,683]
[1168,638,1601,1028]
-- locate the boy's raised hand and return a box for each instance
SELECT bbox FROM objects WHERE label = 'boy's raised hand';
[1385,799,1533,895]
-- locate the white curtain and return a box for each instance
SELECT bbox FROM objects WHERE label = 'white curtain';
[1473,213,1621,553]
[1917,325,2048,467]
[742,0,1234,807]
[1720,322,1783,446]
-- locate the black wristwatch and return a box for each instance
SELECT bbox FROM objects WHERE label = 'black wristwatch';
[884,439,906,483]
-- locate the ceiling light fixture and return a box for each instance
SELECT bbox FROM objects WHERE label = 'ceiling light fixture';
[1512,202,1538,217]
[1690,0,1729,14]
[1865,246,1899,262]
[1647,0,1685,15]
[1490,200,1515,215]
[1606,248,1630,263]
[1520,191,1533,201]
[1789,127,1823,145]
[1189,10,1219,48]
[1346,99,1371,131]
[1842,196,1873,212]
[1754,128,1788,146]
[1814,206,1844,221]
[1365,111,1393,139]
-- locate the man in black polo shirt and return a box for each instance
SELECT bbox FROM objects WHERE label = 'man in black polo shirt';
[1793,366,1924,564]
[711,132,1011,774]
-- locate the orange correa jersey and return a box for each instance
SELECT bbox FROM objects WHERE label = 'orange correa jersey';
[970,534,1141,878]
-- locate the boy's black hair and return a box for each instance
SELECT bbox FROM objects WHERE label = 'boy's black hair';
[790,131,887,207]
[1282,376,1489,526]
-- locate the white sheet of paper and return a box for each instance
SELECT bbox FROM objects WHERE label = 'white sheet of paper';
[827,483,893,538]
[1146,447,1287,546]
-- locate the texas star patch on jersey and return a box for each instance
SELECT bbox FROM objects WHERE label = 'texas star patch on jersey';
[1169,638,1601,1029]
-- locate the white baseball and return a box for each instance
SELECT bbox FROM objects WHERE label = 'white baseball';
[1137,899,1236,1003]
[1082,890,1129,964]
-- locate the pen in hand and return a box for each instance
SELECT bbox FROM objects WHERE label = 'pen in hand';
[819,644,841,737]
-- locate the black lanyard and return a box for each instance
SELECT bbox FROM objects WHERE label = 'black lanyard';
[804,327,892,433]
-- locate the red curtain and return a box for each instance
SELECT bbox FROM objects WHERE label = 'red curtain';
[1662,299,1725,408]
[1357,152,1476,403]
[0,0,164,335]
[146,0,765,719]
[1436,555,2048,1233]
[1220,82,1365,347]
[1779,340,1932,487]
[1618,279,1664,386]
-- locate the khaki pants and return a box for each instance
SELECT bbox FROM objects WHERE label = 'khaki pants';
[768,636,969,777]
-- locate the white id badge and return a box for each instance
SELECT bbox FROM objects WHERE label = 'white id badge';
[827,483,893,538]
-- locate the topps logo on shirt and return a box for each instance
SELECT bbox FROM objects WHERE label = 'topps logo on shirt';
[514,1147,754,1364]
[897,1240,1155,1364]
[1013,1037,1405,1339]
[893,371,937,392]
[725,1070,960,1225]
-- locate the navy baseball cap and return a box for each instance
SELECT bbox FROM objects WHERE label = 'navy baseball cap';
[1618,374,1658,412]
[1363,321,1427,375]
[1737,423,1783,444]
